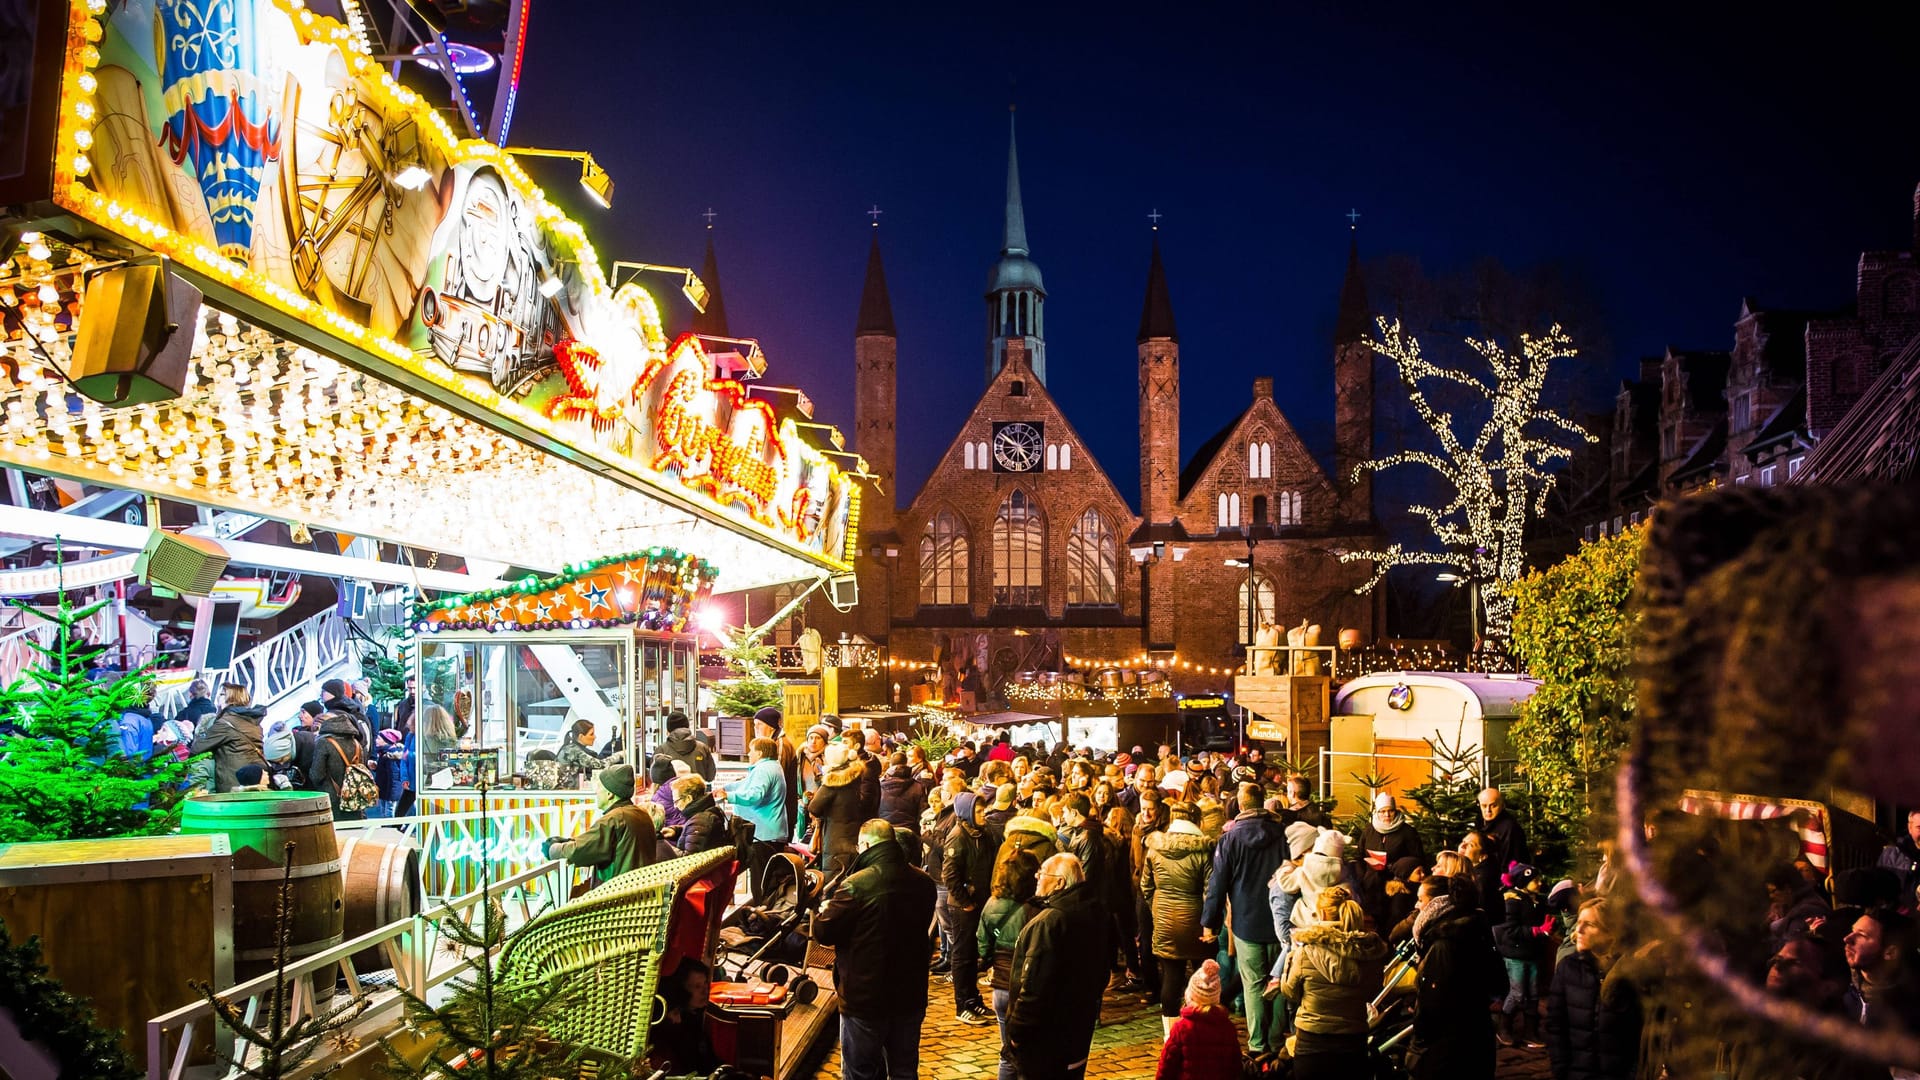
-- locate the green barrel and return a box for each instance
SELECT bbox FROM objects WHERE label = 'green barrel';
[181,792,345,977]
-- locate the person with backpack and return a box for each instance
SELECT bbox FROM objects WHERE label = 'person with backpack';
[311,710,377,820]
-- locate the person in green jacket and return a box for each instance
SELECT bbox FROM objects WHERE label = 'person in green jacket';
[979,846,1041,1080]
[543,765,658,884]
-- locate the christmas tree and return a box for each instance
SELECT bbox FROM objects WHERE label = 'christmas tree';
[0,917,141,1080]
[0,587,188,844]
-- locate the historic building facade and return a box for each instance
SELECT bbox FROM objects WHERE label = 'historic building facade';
[801,118,1380,699]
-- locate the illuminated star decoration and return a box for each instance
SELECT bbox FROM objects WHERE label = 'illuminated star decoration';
[532,601,552,620]
[582,583,611,612]
[1339,318,1595,639]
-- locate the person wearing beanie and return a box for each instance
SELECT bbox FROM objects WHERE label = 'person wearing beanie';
[876,751,928,863]
[942,789,999,1025]
[371,727,408,816]
[232,762,271,791]
[649,709,715,786]
[1143,803,1216,1032]
[1281,885,1388,1079]
[1278,828,1348,930]
[544,763,658,883]
[1155,958,1241,1080]
[807,740,867,875]
[1494,860,1550,1048]
[1263,819,1324,986]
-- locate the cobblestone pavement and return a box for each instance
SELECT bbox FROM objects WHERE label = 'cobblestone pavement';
[799,975,1554,1079]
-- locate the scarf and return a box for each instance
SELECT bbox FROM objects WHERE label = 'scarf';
[1371,809,1406,834]
[1412,895,1457,950]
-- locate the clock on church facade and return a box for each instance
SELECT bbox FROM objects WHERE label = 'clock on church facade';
[992,421,1044,472]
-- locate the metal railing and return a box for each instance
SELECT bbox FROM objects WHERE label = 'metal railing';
[336,801,598,901]
[146,859,569,1080]
[0,603,110,686]
[151,608,353,720]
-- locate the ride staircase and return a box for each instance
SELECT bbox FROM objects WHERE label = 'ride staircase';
[149,607,361,727]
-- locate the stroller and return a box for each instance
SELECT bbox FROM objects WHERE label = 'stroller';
[711,850,845,1002]
[1365,938,1421,1078]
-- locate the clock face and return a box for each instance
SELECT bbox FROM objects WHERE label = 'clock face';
[992,421,1044,473]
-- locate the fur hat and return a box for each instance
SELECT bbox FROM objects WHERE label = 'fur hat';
[1312,829,1346,860]
[1184,959,1222,1008]
[824,742,851,770]
[597,764,636,801]
[1285,821,1319,859]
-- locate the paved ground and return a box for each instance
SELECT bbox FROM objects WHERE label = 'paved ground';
[798,974,1554,1079]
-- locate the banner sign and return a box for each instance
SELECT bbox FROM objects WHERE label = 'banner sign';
[39,0,856,568]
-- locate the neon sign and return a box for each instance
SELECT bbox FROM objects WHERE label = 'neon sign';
[1179,697,1229,710]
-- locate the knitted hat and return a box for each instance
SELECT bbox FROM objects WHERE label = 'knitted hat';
[377,728,405,746]
[1285,821,1319,859]
[953,791,980,824]
[1230,765,1258,786]
[1115,752,1132,767]
[598,764,636,801]
[262,721,295,763]
[1389,856,1424,882]
[1503,861,1538,890]
[752,706,783,727]
[666,710,692,732]
[807,724,832,741]
[1547,879,1577,912]
[1184,959,1222,1008]
[1312,829,1346,860]
[1373,791,1397,812]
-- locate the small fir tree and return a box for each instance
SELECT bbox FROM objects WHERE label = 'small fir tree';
[1398,725,1485,857]
[0,917,142,1080]
[0,588,188,843]
[193,844,370,1078]
[709,630,783,719]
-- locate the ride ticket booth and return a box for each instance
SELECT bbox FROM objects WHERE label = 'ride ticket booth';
[408,550,716,896]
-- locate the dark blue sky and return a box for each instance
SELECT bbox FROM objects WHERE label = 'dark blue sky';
[510,4,1918,510]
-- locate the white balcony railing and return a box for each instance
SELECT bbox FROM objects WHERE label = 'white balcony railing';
[151,608,354,720]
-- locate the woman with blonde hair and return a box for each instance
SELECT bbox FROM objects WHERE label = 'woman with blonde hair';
[1544,897,1641,1080]
[1282,884,1388,1078]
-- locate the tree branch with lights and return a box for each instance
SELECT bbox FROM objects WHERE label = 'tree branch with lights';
[1341,318,1595,639]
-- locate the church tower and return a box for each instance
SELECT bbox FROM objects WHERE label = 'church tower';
[854,225,897,531]
[986,110,1047,383]
[1137,231,1179,526]
[1333,234,1373,525]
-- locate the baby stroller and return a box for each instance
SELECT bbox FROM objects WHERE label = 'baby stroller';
[711,852,843,1002]
[1365,938,1421,1078]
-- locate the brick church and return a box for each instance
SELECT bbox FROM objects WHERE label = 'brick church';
[804,117,1381,699]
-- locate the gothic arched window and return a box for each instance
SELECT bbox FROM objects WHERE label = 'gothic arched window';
[918,511,970,606]
[993,490,1045,607]
[1237,571,1278,644]
[1066,508,1119,606]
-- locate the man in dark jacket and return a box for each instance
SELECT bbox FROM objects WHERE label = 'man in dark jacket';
[1276,775,1331,830]
[1056,793,1109,907]
[942,791,998,1025]
[847,730,883,823]
[672,775,730,855]
[321,678,372,749]
[813,820,937,1080]
[649,710,715,785]
[876,753,926,863]
[173,679,217,729]
[1408,877,1505,1080]
[545,765,658,883]
[1478,787,1529,880]
[1007,853,1110,1080]
[1201,782,1291,1053]
[1876,810,1920,899]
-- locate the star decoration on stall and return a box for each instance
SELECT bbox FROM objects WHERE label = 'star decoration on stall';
[411,549,720,633]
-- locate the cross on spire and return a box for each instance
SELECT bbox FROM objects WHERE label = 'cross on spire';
[867,204,884,226]
[702,207,717,228]
[1346,208,1361,230]
[1148,208,1163,229]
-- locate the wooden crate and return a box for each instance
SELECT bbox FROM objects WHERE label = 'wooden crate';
[0,834,233,1069]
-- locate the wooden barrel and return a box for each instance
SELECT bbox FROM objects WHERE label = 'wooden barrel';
[180,792,344,977]
[337,829,421,973]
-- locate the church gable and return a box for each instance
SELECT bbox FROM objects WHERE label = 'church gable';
[1178,377,1336,534]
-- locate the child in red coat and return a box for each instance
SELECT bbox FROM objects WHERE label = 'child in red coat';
[1156,959,1243,1080]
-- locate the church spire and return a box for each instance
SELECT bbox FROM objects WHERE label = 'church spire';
[1137,230,1177,343]
[1334,233,1369,346]
[1003,109,1029,257]
[692,225,730,338]
[856,226,895,337]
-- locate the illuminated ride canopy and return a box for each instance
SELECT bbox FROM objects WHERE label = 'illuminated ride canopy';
[5,0,863,591]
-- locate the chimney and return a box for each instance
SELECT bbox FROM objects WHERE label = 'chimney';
[1253,376,1273,401]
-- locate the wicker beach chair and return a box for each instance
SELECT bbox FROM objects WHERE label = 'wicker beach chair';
[498,846,734,1060]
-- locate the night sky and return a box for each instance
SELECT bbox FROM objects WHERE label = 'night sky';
[508,5,1919,512]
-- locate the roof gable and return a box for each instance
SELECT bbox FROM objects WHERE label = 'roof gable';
[1176,393,1334,511]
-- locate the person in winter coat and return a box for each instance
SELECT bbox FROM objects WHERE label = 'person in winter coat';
[1056,792,1110,908]
[544,765,658,883]
[1382,856,1425,940]
[371,729,407,816]
[1278,829,1348,930]
[1265,821,1321,984]
[812,820,938,1080]
[1283,886,1388,1080]
[648,710,715,785]
[173,679,217,731]
[1142,803,1216,1033]
[1764,862,1832,955]
[1545,897,1641,1080]
[1361,792,1426,873]
[555,719,615,789]
[1201,783,1291,1054]
[189,685,268,793]
[1002,811,1061,865]
[753,707,799,840]
[943,791,999,1025]
[1477,787,1530,886]
[982,783,1018,848]
[1407,876,1506,1080]
[718,737,787,852]
[1007,853,1111,1080]
[320,678,372,749]
[672,775,729,855]
[846,731,883,823]
[1494,861,1552,1048]
[808,741,866,876]
[978,846,1040,1080]
[876,754,927,865]
[309,711,370,820]
[1155,959,1241,1080]
[1877,810,1920,899]
[115,688,158,759]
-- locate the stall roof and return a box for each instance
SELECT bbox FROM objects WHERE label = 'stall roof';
[1333,671,1543,720]
[966,711,1056,727]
